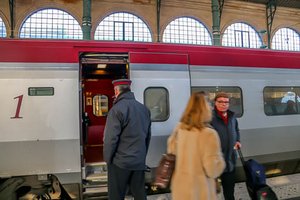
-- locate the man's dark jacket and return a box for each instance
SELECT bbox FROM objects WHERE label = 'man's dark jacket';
[211,109,240,172]
[103,91,151,170]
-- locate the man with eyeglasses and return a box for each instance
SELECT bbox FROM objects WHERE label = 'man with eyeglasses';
[211,92,242,200]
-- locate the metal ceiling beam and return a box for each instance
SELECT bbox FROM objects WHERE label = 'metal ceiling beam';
[9,0,14,38]
[219,0,224,18]
[238,0,300,9]
[82,0,92,40]
[266,0,277,48]
[156,0,161,42]
[212,0,222,45]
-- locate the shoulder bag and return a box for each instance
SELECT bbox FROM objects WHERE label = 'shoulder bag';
[153,127,179,189]
[153,153,176,189]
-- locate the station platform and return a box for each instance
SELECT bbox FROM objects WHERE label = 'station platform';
[125,173,300,200]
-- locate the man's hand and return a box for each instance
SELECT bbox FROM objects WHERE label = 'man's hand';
[234,141,242,149]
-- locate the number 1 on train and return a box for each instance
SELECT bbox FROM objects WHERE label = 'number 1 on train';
[11,95,23,119]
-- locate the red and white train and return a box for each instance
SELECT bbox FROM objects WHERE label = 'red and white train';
[0,39,300,199]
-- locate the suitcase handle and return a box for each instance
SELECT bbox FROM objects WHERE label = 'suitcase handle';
[236,148,245,166]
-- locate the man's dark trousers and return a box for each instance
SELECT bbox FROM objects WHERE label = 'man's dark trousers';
[221,170,235,200]
[107,163,146,200]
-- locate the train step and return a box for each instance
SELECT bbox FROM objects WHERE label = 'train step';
[83,162,108,200]
[83,186,108,200]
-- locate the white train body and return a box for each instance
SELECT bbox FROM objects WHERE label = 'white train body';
[0,39,299,199]
[0,64,80,177]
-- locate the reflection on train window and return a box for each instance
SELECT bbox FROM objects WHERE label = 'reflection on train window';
[28,87,54,96]
[93,95,108,117]
[263,87,300,116]
[144,87,169,122]
[191,86,243,118]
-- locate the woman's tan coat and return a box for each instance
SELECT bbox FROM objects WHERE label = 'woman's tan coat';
[167,124,225,200]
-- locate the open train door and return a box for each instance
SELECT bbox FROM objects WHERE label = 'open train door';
[80,53,129,198]
[128,52,191,170]
[80,52,190,197]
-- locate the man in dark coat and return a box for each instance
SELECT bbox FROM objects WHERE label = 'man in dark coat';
[103,79,151,200]
[211,92,242,200]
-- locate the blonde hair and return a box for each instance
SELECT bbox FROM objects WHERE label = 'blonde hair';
[180,92,212,131]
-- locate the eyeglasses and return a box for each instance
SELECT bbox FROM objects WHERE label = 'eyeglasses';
[216,101,230,104]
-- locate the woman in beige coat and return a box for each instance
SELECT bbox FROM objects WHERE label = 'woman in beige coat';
[167,92,225,200]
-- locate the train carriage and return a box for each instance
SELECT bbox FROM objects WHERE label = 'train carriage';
[0,39,300,199]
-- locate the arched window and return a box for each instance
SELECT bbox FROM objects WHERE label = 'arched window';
[271,28,300,51]
[222,22,263,48]
[94,12,152,42]
[19,8,83,39]
[162,17,212,45]
[0,17,7,37]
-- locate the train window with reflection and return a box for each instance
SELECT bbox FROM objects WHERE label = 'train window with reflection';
[191,87,243,118]
[93,95,108,117]
[144,87,169,122]
[263,87,300,116]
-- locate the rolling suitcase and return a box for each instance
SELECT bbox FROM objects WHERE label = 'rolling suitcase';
[237,149,278,200]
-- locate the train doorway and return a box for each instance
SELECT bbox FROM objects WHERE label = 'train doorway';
[80,53,129,198]
[80,53,128,164]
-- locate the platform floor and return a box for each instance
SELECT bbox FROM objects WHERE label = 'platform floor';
[126,173,300,200]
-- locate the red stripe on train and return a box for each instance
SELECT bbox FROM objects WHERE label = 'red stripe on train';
[0,39,299,69]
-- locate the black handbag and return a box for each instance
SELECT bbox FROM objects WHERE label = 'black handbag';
[153,153,176,189]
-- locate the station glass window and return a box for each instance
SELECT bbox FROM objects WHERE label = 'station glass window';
[0,17,6,37]
[271,28,300,51]
[93,95,109,117]
[19,8,83,39]
[192,87,243,117]
[162,17,212,45]
[94,12,152,42]
[263,87,300,116]
[144,87,169,121]
[222,22,263,49]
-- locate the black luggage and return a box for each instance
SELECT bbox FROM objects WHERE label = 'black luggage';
[255,185,278,200]
[237,149,278,200]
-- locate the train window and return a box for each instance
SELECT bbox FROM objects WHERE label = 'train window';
[28,87,54,96]
[191,87,243,118]
[92,95,109,117]
[263,87,300,116]
[144,87,169,122]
